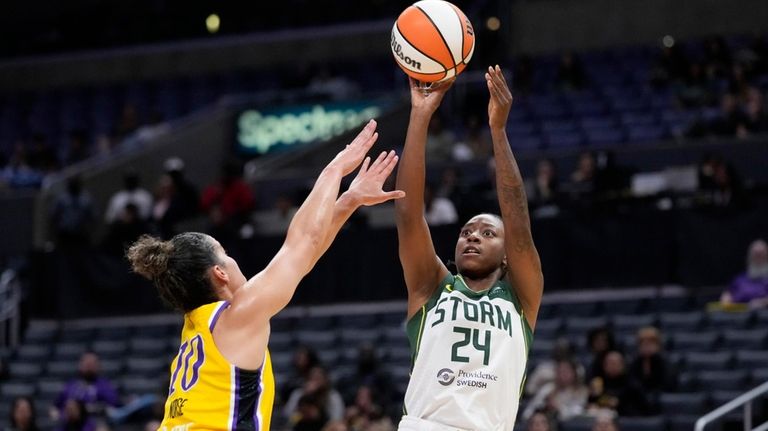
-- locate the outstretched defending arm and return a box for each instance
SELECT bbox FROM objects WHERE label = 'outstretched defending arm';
[395,79,453,319]
[486,66,543,329]
[234,120,402,321]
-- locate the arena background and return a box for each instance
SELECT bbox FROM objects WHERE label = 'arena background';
[1,1,767,430]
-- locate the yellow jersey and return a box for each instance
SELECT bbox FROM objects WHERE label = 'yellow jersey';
[160,301,275,431]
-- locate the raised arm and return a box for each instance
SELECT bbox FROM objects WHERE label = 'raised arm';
[486,66,543,328]
[396,79,453,318]
[233,120,398,321]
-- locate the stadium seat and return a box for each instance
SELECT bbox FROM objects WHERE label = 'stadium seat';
[0,383,35,398]
[270,315,294,332]
[46,360,79,379]
[672,331,719,352]
[722,329,768,350]
[707,311,754,330]
[564,316,608,334]
[601,298,646,315]
[531,317,562,339]
[339,328,381,345]
[618,416,666,431]
[37,379,66,401]
[15,344,51,361]
[659,311,704,330]
[126,358,166,377]
[381,327,409,349]
[295,316,336,331]
[611,313,656,332]
[53,343,88,360]
[386,347,412,365]
[736,350,768,369]
[337,314,379,329]
[121,377,163,395]
[91,340,129,358]
[316,349,340,366]
[557,302,599,317]
[660,392,708,415]
[132,325,170,338]
[267,332,293,353]
[99,359,125,378]
[751,368,768,384]
[96,327,131,339]
[9,362,44,381]
[294,330,337,350]
[129,338,167,357]
[696,370,750,391]
[684,351,733,371]
[668,415,701,431]
[559,417,595,431]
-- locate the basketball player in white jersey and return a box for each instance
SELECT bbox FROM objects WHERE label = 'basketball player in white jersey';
[395,66,543,431]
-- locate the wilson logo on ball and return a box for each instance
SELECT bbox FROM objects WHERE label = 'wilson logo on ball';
[390,0,475,83]
[391,34,423,70]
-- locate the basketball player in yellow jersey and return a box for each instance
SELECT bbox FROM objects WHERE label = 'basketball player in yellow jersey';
[127,120,405,431]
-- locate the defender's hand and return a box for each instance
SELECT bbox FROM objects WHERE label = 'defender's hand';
[345,150,405,207]
[327,120,379,176]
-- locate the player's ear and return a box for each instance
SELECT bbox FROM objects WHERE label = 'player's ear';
[211,265,229,284]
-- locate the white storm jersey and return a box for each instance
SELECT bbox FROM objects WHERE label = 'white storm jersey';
[399,274,533,431]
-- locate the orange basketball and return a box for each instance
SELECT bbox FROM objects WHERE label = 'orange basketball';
[391,0,475,83]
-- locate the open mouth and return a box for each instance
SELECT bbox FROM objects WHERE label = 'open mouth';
[463,247,481,255]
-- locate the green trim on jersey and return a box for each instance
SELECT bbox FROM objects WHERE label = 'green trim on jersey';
[406,274,454,363]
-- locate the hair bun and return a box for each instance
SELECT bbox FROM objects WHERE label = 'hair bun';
[126,235,173,280]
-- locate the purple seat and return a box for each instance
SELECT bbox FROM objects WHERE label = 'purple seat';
[585,128,624,147]
[580,116,617,131]
[545,131,583,148]
[626,125,667,142]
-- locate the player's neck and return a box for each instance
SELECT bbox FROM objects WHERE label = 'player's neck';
[458,272,500,293]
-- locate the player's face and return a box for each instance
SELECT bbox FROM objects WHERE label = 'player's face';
[454,215,506,279]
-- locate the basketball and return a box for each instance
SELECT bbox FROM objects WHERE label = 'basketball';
[391,0,475,83]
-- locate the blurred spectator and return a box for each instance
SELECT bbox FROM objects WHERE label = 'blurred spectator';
[101,203,153,256]
[291,395,327,431]
[50,177,97,247]
[105,170,153,223]
[591,413,619,431]
[344,385,395,431]
[307,65,359,101]
[525,410,556,431]
[513,54,535,95]
[628,327,675,413]
[588,351,649,417]
[8,396,39,431]
[703,36,733,78]
[424,183,458,226]
[522,359,588,422]
[27,134,59,173]
[721,239,768,308]
[528,158,559,214]
[462,116,493,160]
[280,346,321,405]
[569,152,597,202]
[54,352,120,420]
[284,365,344,426]
[254,194,299,236]
[200,160,256,236]
[55,399,96,431]
[143,420,161,431]
[284,366,345,425]
[594,151,631,199]
[696,155,744,208]
[64,131,91,166]
[708,94,748,137]
[742,89,768,134]
[650,44,690,88]
[676,63,714,108]
[320,421,348,431]
[153,158,199,238]
[586,327,617,380]
[115,104,139,141]
[0,144,41,189]
[526,338,584,397]
[339,344,394,408]
[425,115,455,162]
[556,52,586,91]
